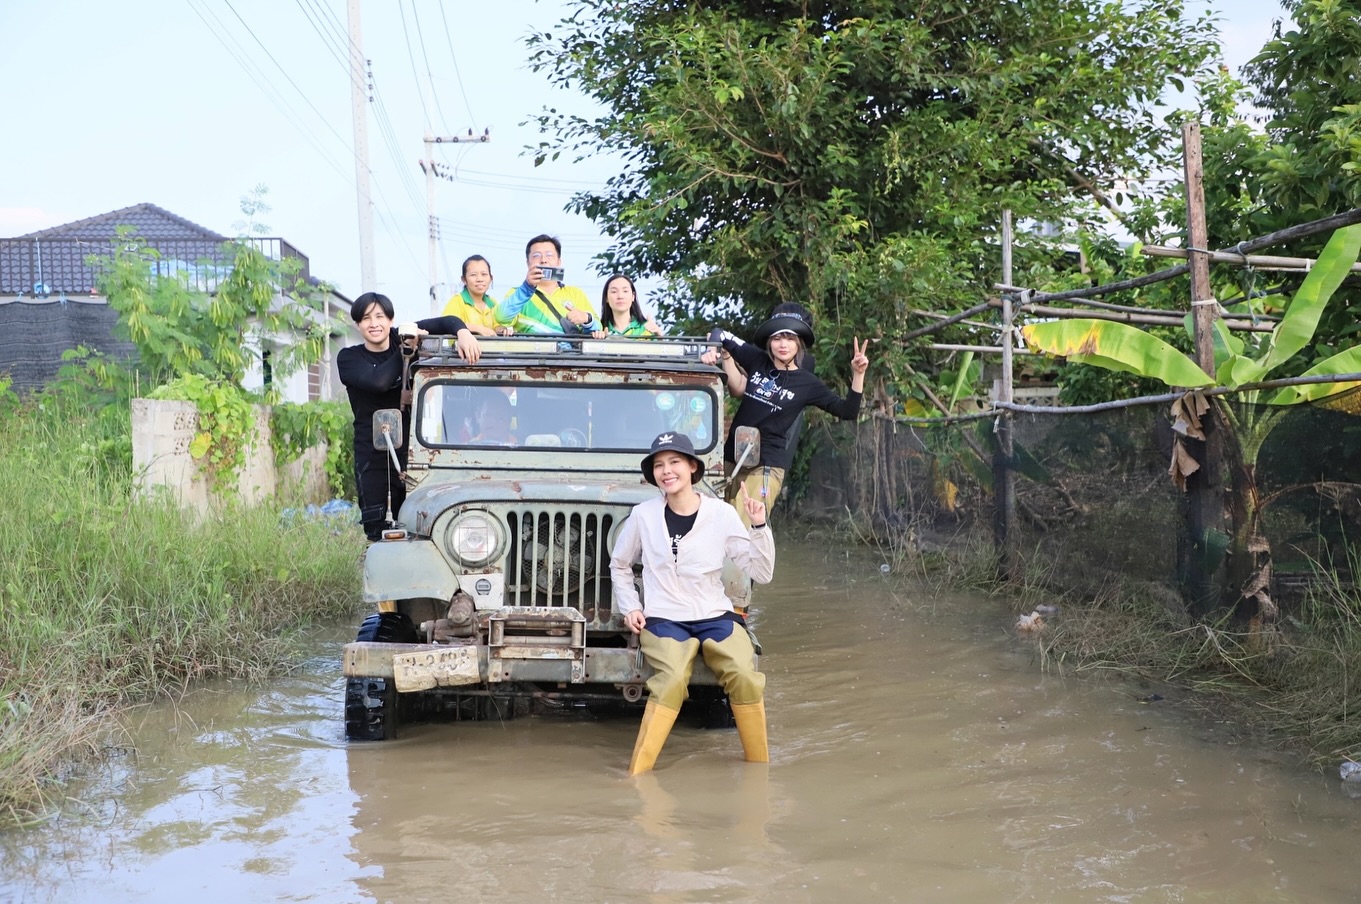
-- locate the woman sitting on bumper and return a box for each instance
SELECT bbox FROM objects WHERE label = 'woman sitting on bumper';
[610,432,775,775]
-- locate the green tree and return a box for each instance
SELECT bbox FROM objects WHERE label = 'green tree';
[1243,0,1361,223]
[530,0,1220,404]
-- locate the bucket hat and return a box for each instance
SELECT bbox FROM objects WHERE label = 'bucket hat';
[752,303,814,347]
[641,432,705,485]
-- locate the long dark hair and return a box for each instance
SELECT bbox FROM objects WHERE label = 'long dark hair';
[600,274,648,327]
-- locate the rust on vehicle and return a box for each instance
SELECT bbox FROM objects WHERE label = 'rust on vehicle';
[344,335,731,739]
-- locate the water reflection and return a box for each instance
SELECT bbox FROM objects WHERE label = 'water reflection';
[3,542,1361,903]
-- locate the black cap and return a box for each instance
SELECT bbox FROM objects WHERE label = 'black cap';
[640,432,705,485]
[753,304,814,346]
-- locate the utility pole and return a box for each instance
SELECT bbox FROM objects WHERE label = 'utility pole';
[347,0,377,293]
[420,129,491,315]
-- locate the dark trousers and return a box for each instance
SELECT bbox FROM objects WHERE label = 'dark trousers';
[355,450,405,541]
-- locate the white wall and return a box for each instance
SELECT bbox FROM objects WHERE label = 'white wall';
[131,398,331,509]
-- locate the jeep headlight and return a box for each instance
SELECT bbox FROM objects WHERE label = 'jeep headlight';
[444,511,504,567]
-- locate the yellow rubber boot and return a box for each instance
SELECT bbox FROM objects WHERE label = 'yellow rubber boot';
[730,700,769,763]
[628,700,680,775]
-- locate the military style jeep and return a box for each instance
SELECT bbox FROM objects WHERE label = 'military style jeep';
[342,334,737,740]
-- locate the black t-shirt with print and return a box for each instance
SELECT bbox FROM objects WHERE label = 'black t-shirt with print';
[721,333,862,470]
[663,505,698,561]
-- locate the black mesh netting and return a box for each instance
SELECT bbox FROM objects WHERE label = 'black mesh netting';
[790,391,1361,609]
[0,300,134,393]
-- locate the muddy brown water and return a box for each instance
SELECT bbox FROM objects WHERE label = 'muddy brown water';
[4,540,1361,903]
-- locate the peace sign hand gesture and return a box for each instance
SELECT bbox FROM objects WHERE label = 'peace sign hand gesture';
[739,483,767,527]
[850,336,870,375]
[848,336,870,392]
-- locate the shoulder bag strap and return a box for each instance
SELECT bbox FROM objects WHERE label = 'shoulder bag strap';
[534,288,581,333]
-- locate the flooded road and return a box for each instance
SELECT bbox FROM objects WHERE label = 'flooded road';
[5,539,1361,903]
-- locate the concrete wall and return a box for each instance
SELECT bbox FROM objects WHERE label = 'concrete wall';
[132,398,330,509]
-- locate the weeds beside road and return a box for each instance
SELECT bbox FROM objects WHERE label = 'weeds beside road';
[0,392,362,827]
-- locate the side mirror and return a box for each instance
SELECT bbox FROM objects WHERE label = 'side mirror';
[373,409,404,451]
[733,425,760,470]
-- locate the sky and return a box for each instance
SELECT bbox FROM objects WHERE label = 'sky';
[1,0,1291,322]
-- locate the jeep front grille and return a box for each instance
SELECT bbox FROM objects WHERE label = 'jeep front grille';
[501,507,616,623]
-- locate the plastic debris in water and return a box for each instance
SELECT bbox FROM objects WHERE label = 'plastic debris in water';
[879,563,891,575]
[1340,761,1361,783]
[1015,611,1045,634]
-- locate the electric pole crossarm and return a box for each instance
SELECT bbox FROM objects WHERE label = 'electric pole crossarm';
[424,129,492,314]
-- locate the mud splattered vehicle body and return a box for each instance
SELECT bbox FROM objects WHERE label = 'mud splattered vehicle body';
[342,335,736,740]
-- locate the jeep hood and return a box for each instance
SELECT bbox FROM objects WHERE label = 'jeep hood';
[403,476,662,532]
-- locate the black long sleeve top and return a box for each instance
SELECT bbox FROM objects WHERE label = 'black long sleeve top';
[721,332,861,470]
[337,315,467,455]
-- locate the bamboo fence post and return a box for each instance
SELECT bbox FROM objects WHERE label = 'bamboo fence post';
[994,210,1016,580]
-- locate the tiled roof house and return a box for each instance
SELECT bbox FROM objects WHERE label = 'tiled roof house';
[0,203,348,401]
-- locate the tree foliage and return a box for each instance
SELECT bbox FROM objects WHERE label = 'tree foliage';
[530,0,1219,399]
[76,194,348,489]
[1243,0,1361,220]
[91,228,334,391]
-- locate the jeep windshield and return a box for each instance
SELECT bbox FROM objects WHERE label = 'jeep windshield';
[415,381,720,453]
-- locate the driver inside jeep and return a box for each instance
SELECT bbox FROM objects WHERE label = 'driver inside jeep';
[469,391,517,446]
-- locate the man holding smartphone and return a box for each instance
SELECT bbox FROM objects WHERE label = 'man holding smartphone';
[494,234,598,335]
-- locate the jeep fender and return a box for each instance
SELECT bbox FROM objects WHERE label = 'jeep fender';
[363,539,458,604]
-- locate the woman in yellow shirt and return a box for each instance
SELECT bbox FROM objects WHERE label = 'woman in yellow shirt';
[441,255,511,335]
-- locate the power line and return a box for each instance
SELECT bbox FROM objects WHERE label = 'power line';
[409,1,454,136]
[438,1,480,129]
[396,0,432,129]
[222,0,355,152]
[195,0,425,292]
[290,0,359,88]
[446,164,607,186]
[187,0,353,188]
[369,67,427,215]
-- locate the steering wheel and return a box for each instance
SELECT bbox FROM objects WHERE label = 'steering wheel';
[558,428,587,448]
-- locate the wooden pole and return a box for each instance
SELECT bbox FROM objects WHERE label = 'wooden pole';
[1142,244,1361,272]
[1185,124,1217,373]
[1182,121,1228,617]
[994,210,1016,580]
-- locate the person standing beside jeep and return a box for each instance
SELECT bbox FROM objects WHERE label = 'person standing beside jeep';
[494,234,598,335]
[611,432,775,775]
[338,291,481,541]
[701,305,869,524]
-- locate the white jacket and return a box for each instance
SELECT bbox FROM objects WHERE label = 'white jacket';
[611,494,775,622]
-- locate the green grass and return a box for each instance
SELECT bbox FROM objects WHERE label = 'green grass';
[0,392,363,825]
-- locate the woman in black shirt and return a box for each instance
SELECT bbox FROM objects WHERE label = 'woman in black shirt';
[702,305,869,524]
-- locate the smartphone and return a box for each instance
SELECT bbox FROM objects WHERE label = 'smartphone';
[538,266,566,283]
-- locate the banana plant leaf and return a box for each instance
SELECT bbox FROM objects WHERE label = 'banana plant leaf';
[1268,345,1361,404]
[1021,320,1214,388]
[1247,223,1361,381]
[1209,317,1244,368]
[959,447,993,494]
